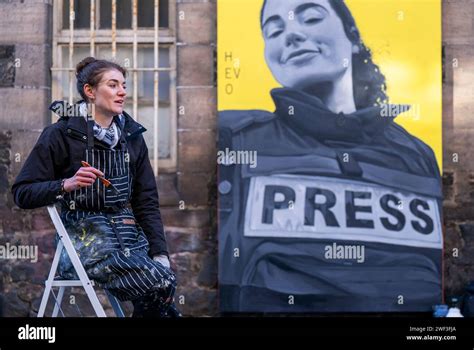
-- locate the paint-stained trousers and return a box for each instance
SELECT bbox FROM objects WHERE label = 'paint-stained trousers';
[91,247,179,318]
[57,209,180,317]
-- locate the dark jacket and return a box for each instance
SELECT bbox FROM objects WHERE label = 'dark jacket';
[11,103,168,257]
[218,87,443,312]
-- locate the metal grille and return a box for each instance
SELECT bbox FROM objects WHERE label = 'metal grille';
[51,0,177,174]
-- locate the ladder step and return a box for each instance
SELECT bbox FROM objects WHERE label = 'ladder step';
[50,280,96,287]
[38,205,116,317]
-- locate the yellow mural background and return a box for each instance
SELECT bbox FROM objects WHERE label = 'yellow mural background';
[217,0,442,169]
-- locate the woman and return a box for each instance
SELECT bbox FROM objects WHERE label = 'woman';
[12,57,180,317]
[218,0,443,313]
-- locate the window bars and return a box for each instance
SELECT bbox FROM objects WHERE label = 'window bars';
[51,0,177,173]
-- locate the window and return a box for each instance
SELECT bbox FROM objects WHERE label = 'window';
[62,0,170,29]
[52,0,177,172]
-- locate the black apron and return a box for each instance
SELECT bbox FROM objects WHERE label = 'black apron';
[56,117,177,307]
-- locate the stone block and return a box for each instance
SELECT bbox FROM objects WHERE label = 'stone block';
[14,43,51,88]
[178,129,216,173]
[177,87,216,129]
[177,2,216,44]
[177,46,214,87]
[175,285,217,316]
[177,171,212,206]
[0,2,51,44]
[0,89,49,130]
[162,207,210,228]
[0,45,15,87]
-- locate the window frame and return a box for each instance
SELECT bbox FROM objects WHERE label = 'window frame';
[51,0,177,173]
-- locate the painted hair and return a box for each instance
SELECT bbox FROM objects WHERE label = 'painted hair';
[261,0,388,109]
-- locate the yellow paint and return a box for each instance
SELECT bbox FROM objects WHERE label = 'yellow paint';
[79,227,87,241]
[218,0,442,169]
[84,235,95,247]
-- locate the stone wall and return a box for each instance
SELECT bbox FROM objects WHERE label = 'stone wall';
[442,0,474,301]
[0,0,218,317]
[171,0,217,316]
[0,0,55,317]
[1,0,474,317]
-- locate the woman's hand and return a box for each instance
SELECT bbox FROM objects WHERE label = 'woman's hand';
[153,254,171,268]
[63,166,104,192]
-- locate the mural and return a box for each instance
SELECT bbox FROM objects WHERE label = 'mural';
[218,0,442,312]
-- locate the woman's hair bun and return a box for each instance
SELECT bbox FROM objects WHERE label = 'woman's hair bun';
[76,57,97,76]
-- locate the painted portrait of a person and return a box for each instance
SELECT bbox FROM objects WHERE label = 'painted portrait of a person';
[218,0,442,312]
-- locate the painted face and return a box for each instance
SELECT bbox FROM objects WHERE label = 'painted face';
[262,0,356,89]
[91,69,127,116]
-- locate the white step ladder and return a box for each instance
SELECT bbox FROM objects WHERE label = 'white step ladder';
[37,205,125,317]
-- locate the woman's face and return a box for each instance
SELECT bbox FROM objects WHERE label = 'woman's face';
[262,0,355,89]
[89,69,127,116]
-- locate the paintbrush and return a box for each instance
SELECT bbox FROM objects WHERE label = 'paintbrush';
[81,160,121,195]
